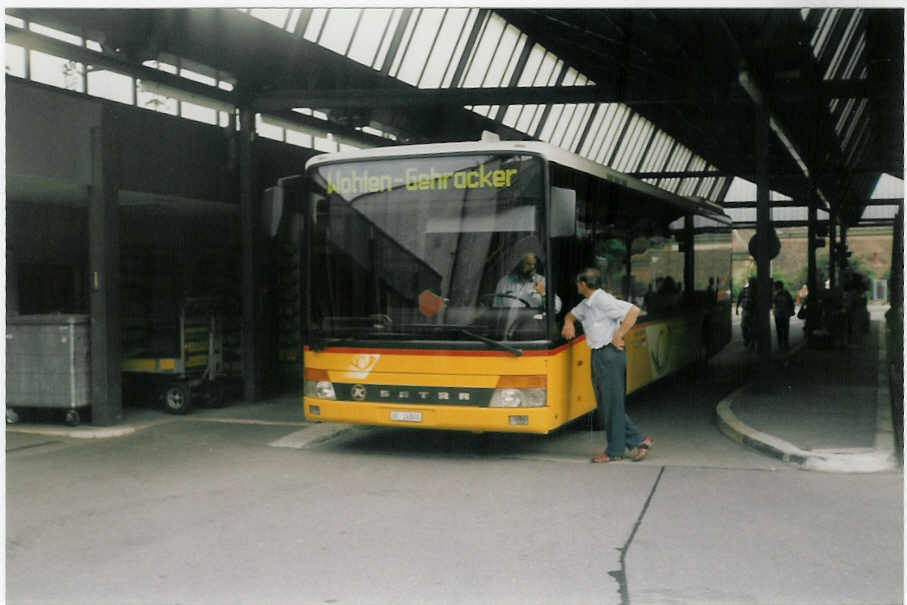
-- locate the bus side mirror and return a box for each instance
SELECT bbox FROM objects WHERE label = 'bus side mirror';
[551,187,576,238]
[262,185,284,238]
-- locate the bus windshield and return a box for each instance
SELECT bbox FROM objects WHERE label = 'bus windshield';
[307,153,551,344]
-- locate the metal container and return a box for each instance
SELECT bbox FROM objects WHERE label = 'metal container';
[6,315,91,412]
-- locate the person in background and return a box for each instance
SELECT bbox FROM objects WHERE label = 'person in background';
[772,280,795,351]
[561,267,653,463]
[739,278,757,349]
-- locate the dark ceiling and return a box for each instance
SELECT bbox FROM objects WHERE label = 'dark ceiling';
[8,7,904,228]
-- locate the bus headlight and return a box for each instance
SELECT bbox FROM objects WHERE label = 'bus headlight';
[489,388,546,408]
[304,380,336,400]
[303,369,336,400]
[490,375,547,408]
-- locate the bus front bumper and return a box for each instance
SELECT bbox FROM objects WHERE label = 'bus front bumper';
[304,397,560,434]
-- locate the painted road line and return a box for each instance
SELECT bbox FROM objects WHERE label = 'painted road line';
[269,423,354,449]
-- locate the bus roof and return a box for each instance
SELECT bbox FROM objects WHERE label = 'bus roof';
[305,139,730,223]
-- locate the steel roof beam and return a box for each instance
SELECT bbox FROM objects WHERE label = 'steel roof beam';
[6,25,398,150]
[6,24,237,107]
[723,197,902,208]
[733,218,894,229]
[251,84,749,113]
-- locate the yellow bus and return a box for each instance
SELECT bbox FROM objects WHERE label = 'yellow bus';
[276,139,732,434]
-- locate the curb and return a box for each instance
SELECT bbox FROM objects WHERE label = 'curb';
[7,424,143,440]
[716,395,895,472]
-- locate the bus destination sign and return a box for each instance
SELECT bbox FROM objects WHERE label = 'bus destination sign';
[325,165,518,196]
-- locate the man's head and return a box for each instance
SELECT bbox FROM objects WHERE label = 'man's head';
[515,253,538,280]
[774,280,784,291]
[575,267,602,298]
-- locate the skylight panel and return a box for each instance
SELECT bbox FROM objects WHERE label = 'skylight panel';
[666,146,692,173]
[841,34,866,80]
[143,60,178,74]
[181,101,217,125]
[257,114,284,141]
[842,99,869,149]
[346,9,394,68]
[823,9,862,80]
[179,67,216,87]
[461,12,505,87]
[501,104,522,128]
[303,9,329,43]
[565,103,594,151]
[513,104,541,133]
[724,177,756,202]
[441,10,479,87]
[517,45,546,86]
[249,9,290,30]
[554,104,582,148]
[137,80,178,115]
[29,51,78,90]
[611,113,641,171]
[539,104,566,142]
[317,9,360,57]
[389,9,421,79]
[589,103,624,163]
[640,132,673,172]
[5,44,26,77]
[560,67,577,86]
[578,105,604,158]
[811,8,839,62]
[871,173,904,198]
[618,116,654,172]
[372,10,403,71]
[87,69,133,105]
[284,9,302,34]
[497,30,527,88]
[416,9,470,88]
[393,8,443,85]
[661,178,680,193]
[28,22,82,46]
[698,176,717,198]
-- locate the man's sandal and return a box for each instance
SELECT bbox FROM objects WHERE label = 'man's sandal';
[591,452,623,463]
[631,437,653,462]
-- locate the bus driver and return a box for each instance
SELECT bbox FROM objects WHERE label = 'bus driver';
[494,252,562,312]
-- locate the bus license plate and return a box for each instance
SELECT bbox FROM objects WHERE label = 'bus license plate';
[390,410,422,422]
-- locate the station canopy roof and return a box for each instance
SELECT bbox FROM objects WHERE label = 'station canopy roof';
[7,7,903,228]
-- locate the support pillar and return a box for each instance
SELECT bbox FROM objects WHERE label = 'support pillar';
[754,103,773,374]
[806,194,818,340]
[88,114,122,426]
[683,214,695,296]
[623,235,633,301]
[239,107,260,402]
[829,212,838,290]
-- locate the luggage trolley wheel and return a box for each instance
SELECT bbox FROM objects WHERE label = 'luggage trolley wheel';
[64,409,81,426]
[162,382,193,415]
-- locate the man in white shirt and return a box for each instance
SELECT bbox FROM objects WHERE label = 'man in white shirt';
[561,267,653,463]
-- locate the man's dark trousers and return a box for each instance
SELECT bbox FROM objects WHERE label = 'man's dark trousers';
[775,315,790,350]
[590,344,644,458]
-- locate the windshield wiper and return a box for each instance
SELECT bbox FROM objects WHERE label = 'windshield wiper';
[458,328,522,357]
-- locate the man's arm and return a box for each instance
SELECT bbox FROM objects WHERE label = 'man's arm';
[561,312,577,340]
[611,305,640,351]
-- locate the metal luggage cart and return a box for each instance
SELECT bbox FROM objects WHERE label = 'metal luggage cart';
[6,314,90,426]
[121,298,224,414]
